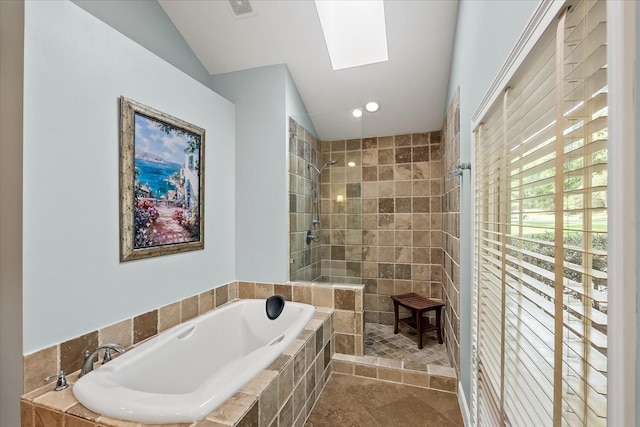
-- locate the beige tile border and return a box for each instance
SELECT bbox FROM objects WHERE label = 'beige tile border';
[332,352,457,393]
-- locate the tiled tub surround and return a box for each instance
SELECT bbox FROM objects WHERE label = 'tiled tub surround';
[319,132,445,326]
[21,281,365,425]
[441,87,461,375]
[72,299,315,424]
[22,302,335,427]
[22,281,239,395]
[22,282,364,394]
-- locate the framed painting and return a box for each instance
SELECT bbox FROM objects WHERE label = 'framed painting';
[119,97,205,262]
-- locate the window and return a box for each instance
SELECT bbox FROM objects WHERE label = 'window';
[474,1,608,425]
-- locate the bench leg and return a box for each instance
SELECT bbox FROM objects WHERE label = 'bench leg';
[393,301,399,334]
[436,307,443,344]
[417,310,423,349]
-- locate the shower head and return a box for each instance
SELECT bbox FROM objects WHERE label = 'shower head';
[321,160,339,173]
[308,160,338,175]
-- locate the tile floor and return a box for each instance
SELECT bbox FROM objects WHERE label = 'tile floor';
[305,373,463,426]
[364,323,450,371]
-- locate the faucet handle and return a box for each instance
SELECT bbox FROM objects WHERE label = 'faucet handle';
[103,348,116,363]
[103,348,112,363]
[44,370,69,391]
[100,343,126,363]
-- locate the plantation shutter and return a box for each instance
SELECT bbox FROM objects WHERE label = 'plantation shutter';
[474,1,608,425]
[475,99,506,426]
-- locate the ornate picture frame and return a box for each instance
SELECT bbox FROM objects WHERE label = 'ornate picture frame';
[119,97,205,262]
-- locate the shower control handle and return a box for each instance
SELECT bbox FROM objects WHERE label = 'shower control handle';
[306,230,317,245]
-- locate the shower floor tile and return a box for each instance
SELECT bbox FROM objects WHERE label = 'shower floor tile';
[364,323,450,369]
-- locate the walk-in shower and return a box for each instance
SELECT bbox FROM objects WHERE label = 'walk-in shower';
[306,160,337,244]
[288,115,363,284]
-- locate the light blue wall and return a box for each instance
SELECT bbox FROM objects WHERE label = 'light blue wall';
[69,0,314,284]
[209,65,313,283]
[72,0,210,86]
[23,0,236,353]
[445,0,539,408]
[285,70,318,139]
[210,65,290,283]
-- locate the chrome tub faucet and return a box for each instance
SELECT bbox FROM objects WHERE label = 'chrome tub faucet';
[79,343,126,377]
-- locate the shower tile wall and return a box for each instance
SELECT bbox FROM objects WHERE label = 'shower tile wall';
[289,118,322,282]
[318,139,364,284]
[320,132,444,325]
[442,88,461,375]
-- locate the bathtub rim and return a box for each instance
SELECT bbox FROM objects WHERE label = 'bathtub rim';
[72,298,315,424]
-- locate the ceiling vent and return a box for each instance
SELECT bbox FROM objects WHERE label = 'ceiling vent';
[227,0,255,17]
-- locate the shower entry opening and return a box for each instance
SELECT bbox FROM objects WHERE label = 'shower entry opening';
[288,117,364,285]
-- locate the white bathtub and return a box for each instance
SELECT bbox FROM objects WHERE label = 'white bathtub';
[73,299,315,424]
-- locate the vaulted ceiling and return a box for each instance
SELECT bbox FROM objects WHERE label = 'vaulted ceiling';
[159,0,459,141]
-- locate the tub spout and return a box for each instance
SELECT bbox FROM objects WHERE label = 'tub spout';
[266,295,285,320]
[79,343,126,377]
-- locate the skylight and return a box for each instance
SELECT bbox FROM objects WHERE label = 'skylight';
[314,0,389,71]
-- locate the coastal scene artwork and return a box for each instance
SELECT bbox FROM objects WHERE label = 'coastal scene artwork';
[120,97,205,262]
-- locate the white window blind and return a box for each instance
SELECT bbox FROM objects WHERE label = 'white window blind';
[474,1,608,425]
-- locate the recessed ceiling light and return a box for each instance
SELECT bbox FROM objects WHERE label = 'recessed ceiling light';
[314,0,389,71]
[352,109,363,118]
[347,161,356,167]
[365,101,380,113]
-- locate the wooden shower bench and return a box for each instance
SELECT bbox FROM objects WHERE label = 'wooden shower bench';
[391,293,444,349]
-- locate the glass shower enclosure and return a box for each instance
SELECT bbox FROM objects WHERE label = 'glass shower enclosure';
[288,115,363,284]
